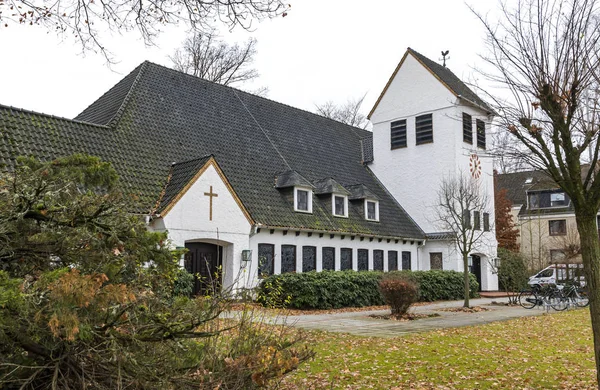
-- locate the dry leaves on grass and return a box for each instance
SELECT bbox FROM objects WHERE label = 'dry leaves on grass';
[278,309,597,389]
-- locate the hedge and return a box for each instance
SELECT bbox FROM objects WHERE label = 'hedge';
[257,270,479,309]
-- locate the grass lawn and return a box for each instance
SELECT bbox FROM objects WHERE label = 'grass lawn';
[280,309,596,389]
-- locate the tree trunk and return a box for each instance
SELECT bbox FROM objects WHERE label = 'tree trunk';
[575,212,600,385]
[463,252,470,308]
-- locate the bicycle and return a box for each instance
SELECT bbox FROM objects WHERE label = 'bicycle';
[555,284,589,308]
[518,284,567,311]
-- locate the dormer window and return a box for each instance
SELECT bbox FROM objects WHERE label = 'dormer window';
[365,200,379,221]
[294,187,312,213]
[528,191,570,209]
[333,194,348,217]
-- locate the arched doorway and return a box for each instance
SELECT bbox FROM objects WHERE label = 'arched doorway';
[185,242,223,295]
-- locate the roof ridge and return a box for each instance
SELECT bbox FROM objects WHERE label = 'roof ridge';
[0,103,110,129]
[107,61,150,127]
[141,61,371,139]
[171,154,214,167]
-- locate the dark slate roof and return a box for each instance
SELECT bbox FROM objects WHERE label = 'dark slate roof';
[0,61,425,239]
[275,170,314,189]
[156,155,212,213]
[426,232,456,240]
[314,178,350,195]
[347,184,379,200]
[496,170,553,205]
[408,48,494,114]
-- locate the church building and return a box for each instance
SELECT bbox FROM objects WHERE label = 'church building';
[0,48,498,292]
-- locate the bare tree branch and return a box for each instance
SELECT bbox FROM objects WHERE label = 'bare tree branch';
[315,93,370,129]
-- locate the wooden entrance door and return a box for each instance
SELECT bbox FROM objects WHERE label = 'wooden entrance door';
[185,242,222,295]
[470,255,482,292]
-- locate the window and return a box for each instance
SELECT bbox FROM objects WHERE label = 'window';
[281,245,297,273]
[415,113,433,145]
[341,248,353,270]
[322,247,335,271]
[388,250,398,271]
[483,213,490,232]
[462,112,473,144]
[401,251,412,270]
[550,250,566,263]
[258,244,274,278]
[529,191,570,209]
[365,200,379,221]
[391,119,407,149]
[473,211,481,230]
[550,192,567,207]
[333,194,348,217]
[294,187,312,213]
[463,209,471,229]
[374,250,384,271]
[302,246,316,272]
[476,119,486,149]
[430,252,443,270]
[549,220,567,236]
[358,249,369,271]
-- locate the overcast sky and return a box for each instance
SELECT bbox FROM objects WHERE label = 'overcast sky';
[0,0,499,120]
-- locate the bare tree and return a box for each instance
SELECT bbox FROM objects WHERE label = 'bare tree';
[436,173,492,308]
[0,0,287,61]
[171,31,259,86]
[315,94,369,129]
[472,0,600,382]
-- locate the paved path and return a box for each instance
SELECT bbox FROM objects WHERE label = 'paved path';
[270,298,554,338]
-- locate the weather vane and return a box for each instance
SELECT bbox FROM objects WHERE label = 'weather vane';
[440,50,450,67]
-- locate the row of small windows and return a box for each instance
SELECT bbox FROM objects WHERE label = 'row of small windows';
[391,113,486,149]
[257,244,412,277]
[463,210,491,231]
[295,188,379,221]
[462,113,486,149]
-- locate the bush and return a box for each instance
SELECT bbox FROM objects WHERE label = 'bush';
[258,270,479,310]
[378,276,419,316]
[497,248,529,293]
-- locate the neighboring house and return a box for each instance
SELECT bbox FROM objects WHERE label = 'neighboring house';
[496,170,585,271]
[0,48,498,292]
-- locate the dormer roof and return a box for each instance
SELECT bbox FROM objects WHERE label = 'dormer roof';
[313,178,351,195]
[347,184,380,201]
[275,170,314,189]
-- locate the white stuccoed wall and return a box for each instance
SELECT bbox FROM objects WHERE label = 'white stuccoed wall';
[245,229,422,288]
[370,52,498,290]
[150,162,253,290]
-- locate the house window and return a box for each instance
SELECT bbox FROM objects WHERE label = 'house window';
[281,245,297,273]
[549,220,567,236]
[476,119,486,149]
[550,249,566,263]
[388,250,398,271]
[302,246,316,272]
[483,213,490,232]
[430,252,443,270]
[358,249,369,271]
[529,191,570,209]
[294,187,312,213]
[333,194,348,217]
[415,113,433,145]
[473,211,481,230]
[401,251,411,270]
[550,192,567,207]
[258,244,274,278]
[374,250,384,271]
[341,248,353,270]
[463,209,471,229]
[322,247,335,271]
[365,200,379,221]
[462,113,473,144]
[391,119,407,149]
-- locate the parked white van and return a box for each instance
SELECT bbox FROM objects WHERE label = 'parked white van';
[528,264,585,287]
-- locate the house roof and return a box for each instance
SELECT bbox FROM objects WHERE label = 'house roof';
[496,170,555,206]
[0,61,424,239]
[314,178,351,196]
[368,48,494,119]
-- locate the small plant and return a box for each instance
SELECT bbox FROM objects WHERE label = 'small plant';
[378,276,419,317]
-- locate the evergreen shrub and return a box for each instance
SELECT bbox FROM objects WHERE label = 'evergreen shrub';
[257,270,479,309]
